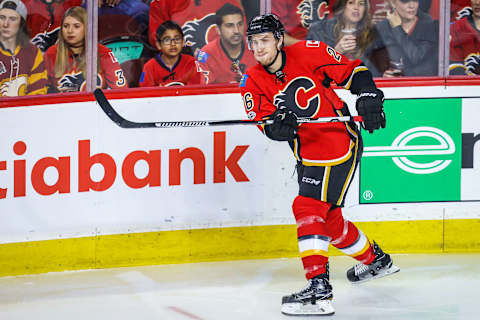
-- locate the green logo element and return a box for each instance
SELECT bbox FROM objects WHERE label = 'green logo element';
[359,98,462,203]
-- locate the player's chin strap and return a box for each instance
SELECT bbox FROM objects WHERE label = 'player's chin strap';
[265,50,287,84]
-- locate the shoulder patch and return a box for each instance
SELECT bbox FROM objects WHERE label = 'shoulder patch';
[239,74,248,87]
[306,40,321,48]
[196,50,209,63]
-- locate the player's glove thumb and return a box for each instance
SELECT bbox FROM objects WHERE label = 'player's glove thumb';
[355,88,386,134]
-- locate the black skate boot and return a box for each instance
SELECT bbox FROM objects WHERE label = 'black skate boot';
[281,272,334,316]
[346,241,400,283]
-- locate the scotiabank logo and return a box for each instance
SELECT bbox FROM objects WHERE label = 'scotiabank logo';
[0,131,249,199]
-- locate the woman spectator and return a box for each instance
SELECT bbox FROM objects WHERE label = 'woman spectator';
[376,0,438,77]
[307,0,387,77]
[0,0,47,96]
[44,6,126,92]
[139,21,203,87]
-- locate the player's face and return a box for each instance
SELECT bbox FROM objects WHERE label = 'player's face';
[344,0,366,25]
[394,0,419,21]
[62,16,85,48]
[158,29,184,59]
[248,32,281,66]
[472,0,480,18]
[0,9,21,41]
[219,14,244,47]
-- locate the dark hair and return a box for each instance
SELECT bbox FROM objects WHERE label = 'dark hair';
[215,3,244,27]
[17,17,30,47]
[156,20,183,41]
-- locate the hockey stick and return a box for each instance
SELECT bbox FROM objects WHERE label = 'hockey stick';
[93,88,363,129]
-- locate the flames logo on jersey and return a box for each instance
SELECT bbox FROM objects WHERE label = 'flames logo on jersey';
[58,72,101,92]
[297,0,331,28]
[273,77,320,118]
[465,53,480,75]
[182,14,217,52]
[31,28,60,52]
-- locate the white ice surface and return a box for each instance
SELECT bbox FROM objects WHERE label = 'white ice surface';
[1,254,479,320]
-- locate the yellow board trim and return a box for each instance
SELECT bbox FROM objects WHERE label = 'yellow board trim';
[1,219,480,277]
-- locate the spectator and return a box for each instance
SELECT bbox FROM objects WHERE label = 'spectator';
[139,21,203,87]
[148,0,245,55]
[450,0,480,75]
[0,0,47,96]
[24,0,81,52]
[376,0,438,77]
[196,3,255,84]
[272,0,333,45]
[307,0,388,76]
[44,6,127,92]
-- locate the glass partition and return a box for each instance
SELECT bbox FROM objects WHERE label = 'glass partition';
[1,0,478,100]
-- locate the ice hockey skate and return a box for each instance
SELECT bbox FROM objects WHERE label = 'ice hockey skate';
[347,241,400,283]
[281,273,335,316]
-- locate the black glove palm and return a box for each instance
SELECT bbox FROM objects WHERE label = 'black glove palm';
[356,88,386,134]
[264,107,298,141]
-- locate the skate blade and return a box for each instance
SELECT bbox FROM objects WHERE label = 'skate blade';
[281,300,335,316]
[352,264,400,284]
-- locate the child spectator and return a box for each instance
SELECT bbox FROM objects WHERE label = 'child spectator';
[450,0,480,75]
[24,0,81,52]
[148,0,244,55]
[307,0,388,76]
[139,21,203,87]
[0,0,47,96]
[44,6,127,92]
[376,0,438,77]
[196,3,256,84]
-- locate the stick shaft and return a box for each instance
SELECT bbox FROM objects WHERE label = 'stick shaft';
[93,89,363,129]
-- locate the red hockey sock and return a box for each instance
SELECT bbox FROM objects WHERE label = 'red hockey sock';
[292,195,331,279]
[325,206,375,264]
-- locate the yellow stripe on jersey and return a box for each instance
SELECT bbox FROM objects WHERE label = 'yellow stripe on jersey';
[321,166,331,202]
[351,239,371,258]
[343,66,369,90]
[300,141,353,166]
[27,86,48,96]
[29,70,48,86]
[32,49,45,72]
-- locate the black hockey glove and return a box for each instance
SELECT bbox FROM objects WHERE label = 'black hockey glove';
[355,88,386,134]
[264,107,298,141]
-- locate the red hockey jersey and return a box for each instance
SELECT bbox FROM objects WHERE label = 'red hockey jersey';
[0,43,48,96]
[196,38,256,84]
[139,53,203,87]
[148,0,243,51]
[44,44,127,92]
[240,41,365,165]
[24,0,82,52]
[449,16,480,75]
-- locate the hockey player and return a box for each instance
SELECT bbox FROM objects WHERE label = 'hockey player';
[449,0,480,75]
[0,0,48,96]
[139,21,203,87]
[196,3,256,84]
[240,14,399,316]
[44,6,126,92]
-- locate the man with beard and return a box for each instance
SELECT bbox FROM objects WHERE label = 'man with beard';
[196,3,256,84]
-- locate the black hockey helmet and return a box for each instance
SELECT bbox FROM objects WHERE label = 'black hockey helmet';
[246,14,285,40]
